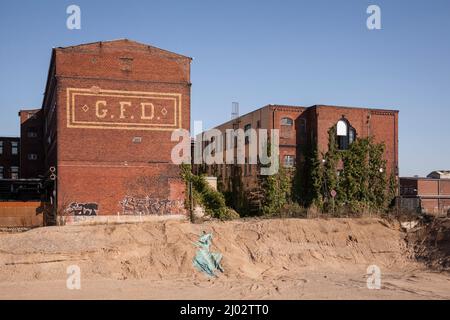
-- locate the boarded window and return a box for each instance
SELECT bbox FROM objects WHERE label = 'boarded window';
[280,117,293,139]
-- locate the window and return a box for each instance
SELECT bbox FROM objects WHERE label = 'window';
[256,120,261,128]
[0,166,3,179]
[0,141,3,155]
[244,123,251,144]
[281,117,293,126]
[27,128,38,138]
[348,127,356,145]
[28,154,38,160]
[11,141,18,155]
[284,155,295,167]
[281,117,294,138]
[336,118,356,150]
[11,166,19,180]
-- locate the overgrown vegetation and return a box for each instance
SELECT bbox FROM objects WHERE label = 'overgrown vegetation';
[256,125,396,217]
[261,166,293,216]
[295,126,397,215]
[180,164,239,220]
[183,124,397,219]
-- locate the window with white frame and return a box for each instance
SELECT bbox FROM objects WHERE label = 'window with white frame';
[0,166,3,179]
[0,141,3,155]
[336,118,356,150]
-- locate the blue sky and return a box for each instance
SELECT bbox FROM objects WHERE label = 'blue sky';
[0,0,449,176]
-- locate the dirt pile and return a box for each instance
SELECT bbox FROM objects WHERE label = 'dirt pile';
[407,218,450,271]
[0,218,418,283]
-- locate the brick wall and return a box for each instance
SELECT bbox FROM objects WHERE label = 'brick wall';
[315,105,398,177]
[41,40,191,220]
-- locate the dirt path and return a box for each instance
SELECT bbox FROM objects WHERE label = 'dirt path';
[0,218,449,299]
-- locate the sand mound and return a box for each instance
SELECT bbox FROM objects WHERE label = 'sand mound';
[0,218,419,283]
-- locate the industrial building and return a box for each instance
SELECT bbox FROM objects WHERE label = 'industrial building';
[195,104,399,211]
[7,39,446,227]
[0,39,191,226]
[400,173,450,216]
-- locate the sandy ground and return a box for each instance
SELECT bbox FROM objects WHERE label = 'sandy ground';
[0,218,449,300]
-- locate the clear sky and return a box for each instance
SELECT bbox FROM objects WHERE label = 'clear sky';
[0,0,449,176]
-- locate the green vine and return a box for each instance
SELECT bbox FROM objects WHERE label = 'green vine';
[316,128,394,214]
[180,164,238,220]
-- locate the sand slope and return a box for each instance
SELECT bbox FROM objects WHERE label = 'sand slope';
[0,218,449,299]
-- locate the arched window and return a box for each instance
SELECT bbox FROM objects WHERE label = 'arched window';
[280,117,294,139]
[336,118,356,150]
[280,117,293,126]
[244,123,251,144]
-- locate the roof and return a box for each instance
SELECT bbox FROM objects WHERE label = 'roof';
[18,108,41,115]
[54,38,192,60]
[312,104,399,113]
[210,103,397,130]
[427,170,450,179]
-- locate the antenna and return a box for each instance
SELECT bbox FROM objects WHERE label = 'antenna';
[231,102,239,120]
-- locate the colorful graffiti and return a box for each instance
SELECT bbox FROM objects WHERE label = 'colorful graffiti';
[119,196,184,215]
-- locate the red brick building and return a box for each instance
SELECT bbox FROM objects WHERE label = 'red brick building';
[400,175,450,216]
[0,137,20,179]
[19,109,45,179]
[197,104,399,209]
[37,39,191,224]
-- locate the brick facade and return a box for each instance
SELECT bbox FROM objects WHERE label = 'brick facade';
[197,104,399,206]
[400,177,450,216]
[39,39,191,223]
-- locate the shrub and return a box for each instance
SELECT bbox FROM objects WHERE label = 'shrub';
[180,164,239,220]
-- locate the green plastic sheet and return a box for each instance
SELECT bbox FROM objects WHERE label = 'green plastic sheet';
[192,232,224,277]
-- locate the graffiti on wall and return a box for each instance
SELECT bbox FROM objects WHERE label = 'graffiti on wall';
[120,196,184,215]
[66,202,98,216]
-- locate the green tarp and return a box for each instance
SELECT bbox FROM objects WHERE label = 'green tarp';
[192,232,224,277]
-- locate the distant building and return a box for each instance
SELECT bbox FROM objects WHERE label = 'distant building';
[0,137,20,179]
[400,173,450,216]
[18,109,45,179]
[427,170,450,180]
